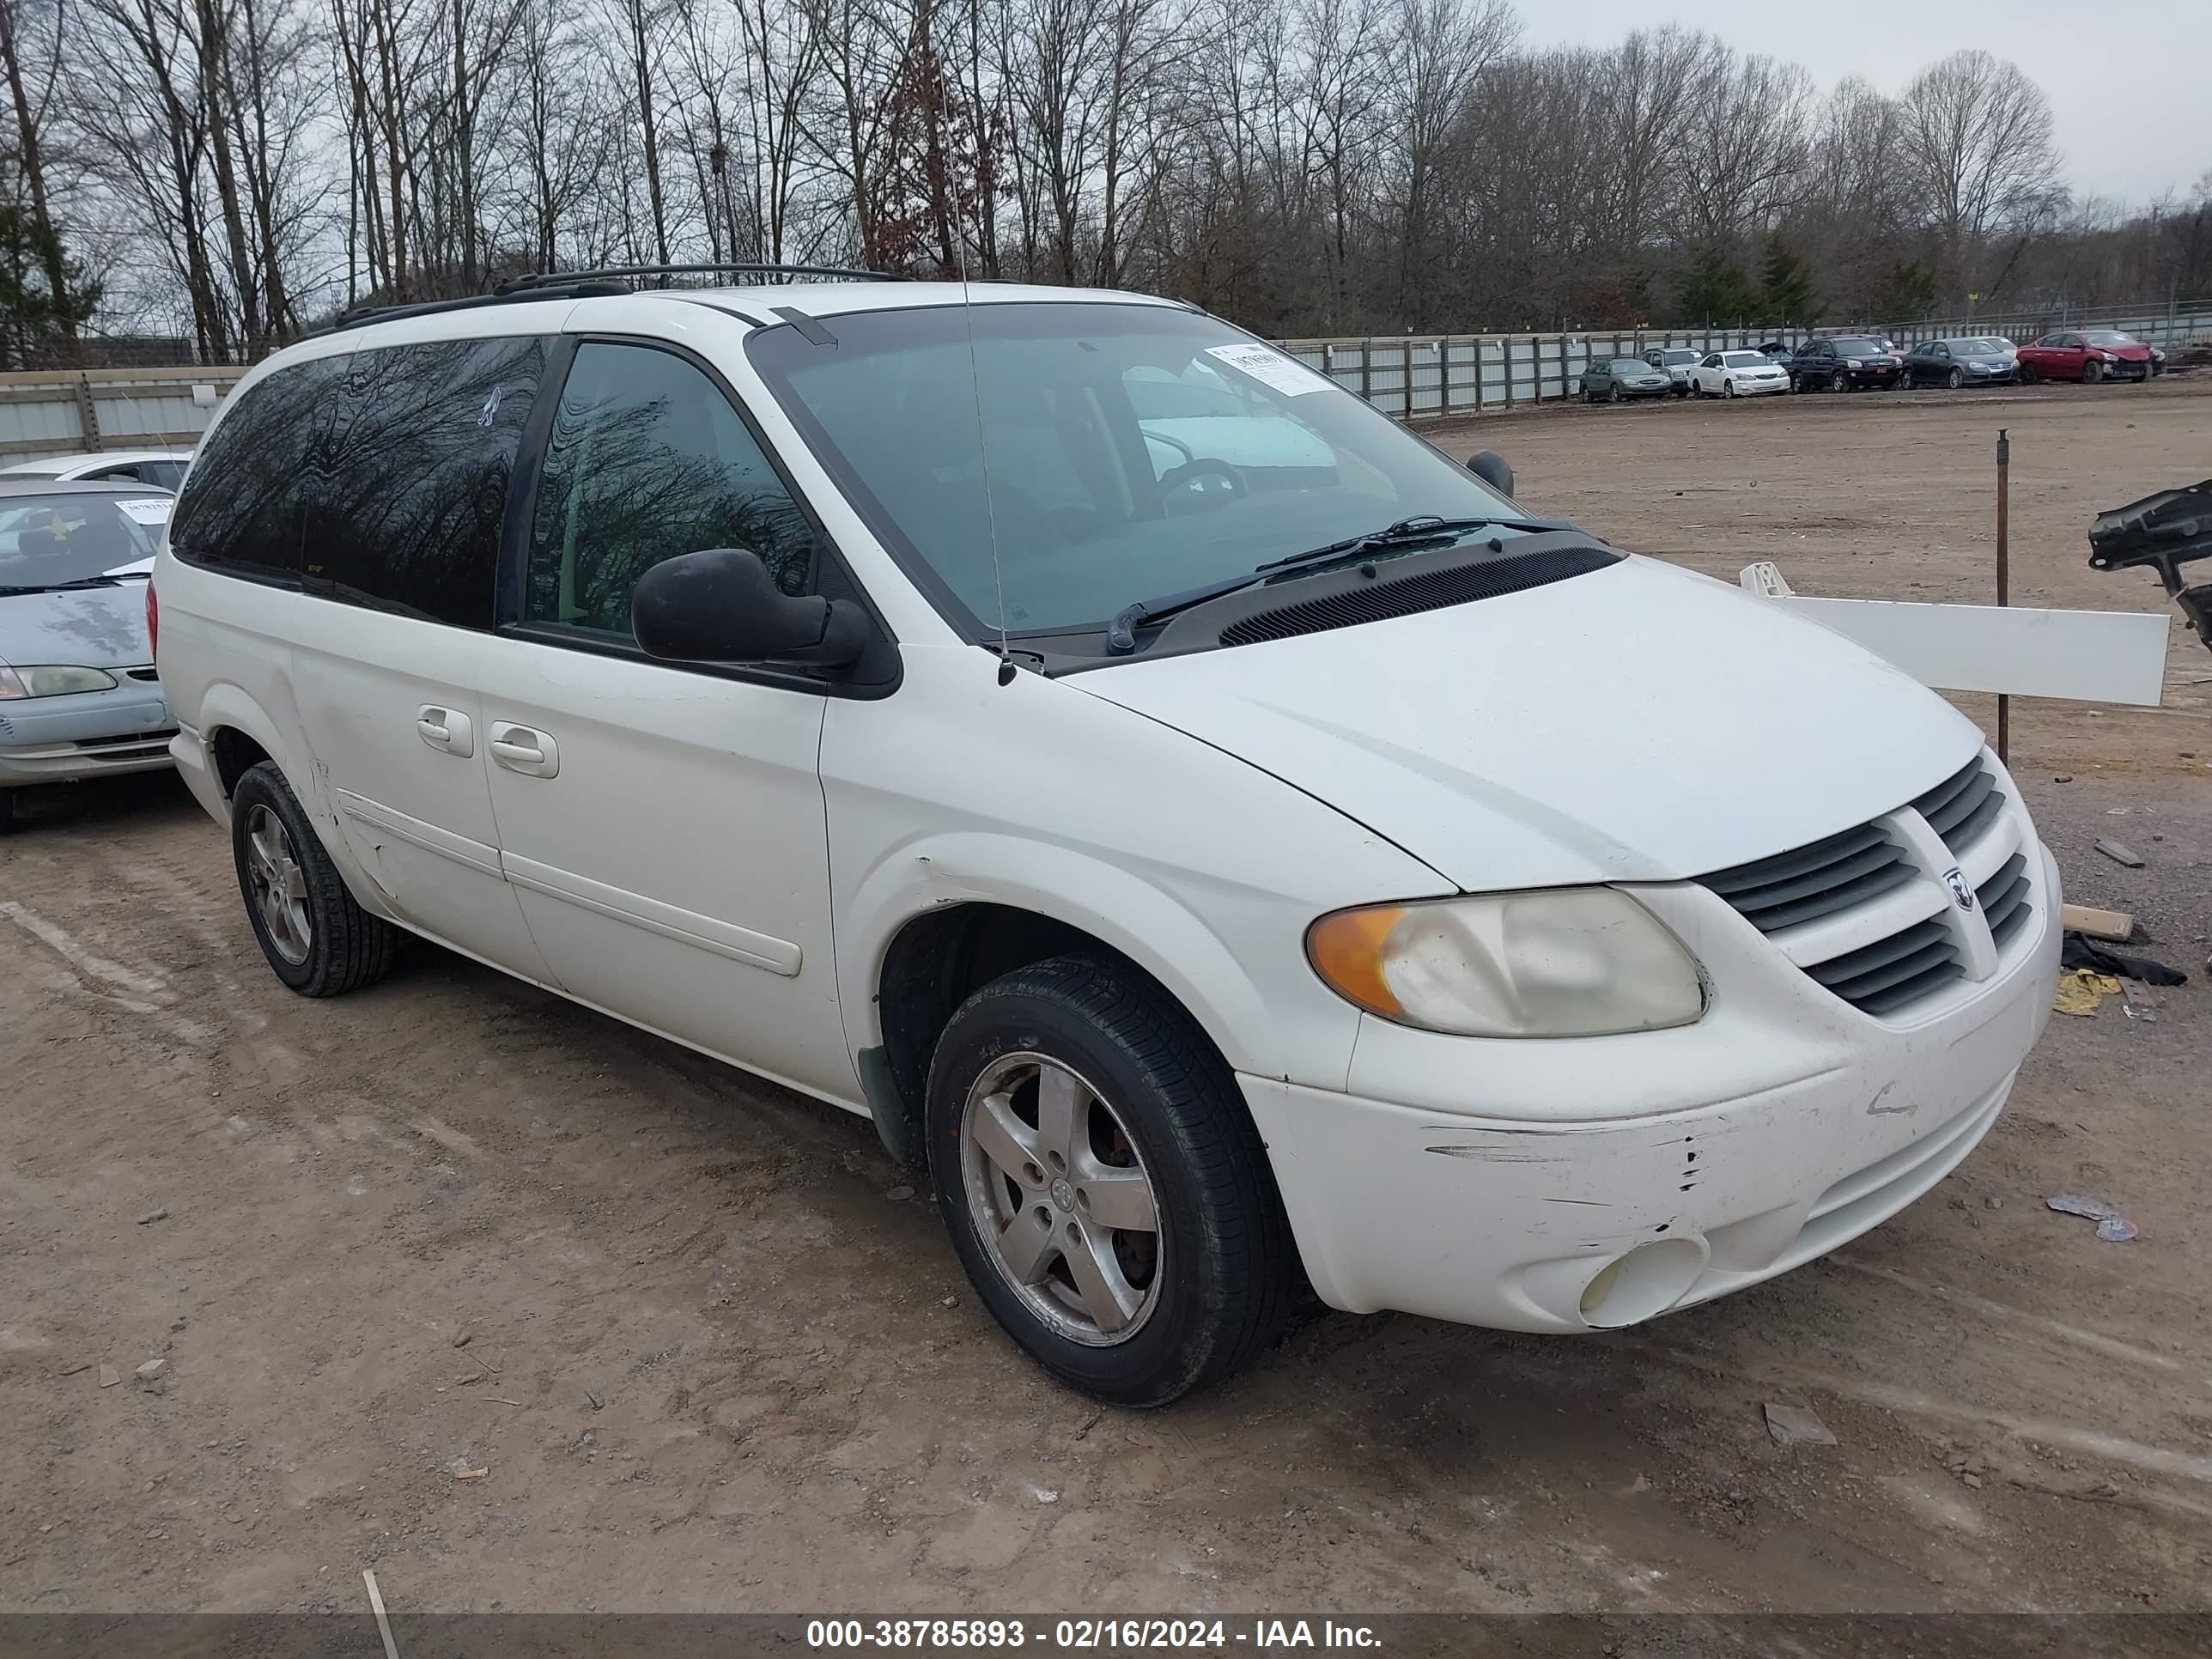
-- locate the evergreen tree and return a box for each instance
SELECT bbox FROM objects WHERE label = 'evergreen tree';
[0,207,101,368]
[1759,233,1816,325]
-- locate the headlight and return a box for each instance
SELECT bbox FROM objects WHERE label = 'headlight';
[1306,889,1706,1038]
[1844,358,1863,368]
[0,665,119,699]
[2099,351,2118,362]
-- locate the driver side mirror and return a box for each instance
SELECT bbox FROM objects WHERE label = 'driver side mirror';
[632,547,868,669]
[1466,451,1516,499]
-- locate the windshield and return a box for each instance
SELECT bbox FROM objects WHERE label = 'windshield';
[1830,339,1883,355]
[1721,352,1768,368]
[749,302,1522,637]
[1658,349,1698,365]
[0,494,162,589]
[1946,338,2005,354]
[2084,331,2136,346]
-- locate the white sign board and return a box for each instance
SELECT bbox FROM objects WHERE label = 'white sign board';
[1741,566,2171,707]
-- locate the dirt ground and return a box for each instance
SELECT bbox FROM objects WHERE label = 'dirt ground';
[4,379,2210,1620]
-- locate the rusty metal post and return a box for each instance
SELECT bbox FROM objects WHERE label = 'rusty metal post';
[1996,427,2011,763]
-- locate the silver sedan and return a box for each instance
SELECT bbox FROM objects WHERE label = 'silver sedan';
[0,479,177,830]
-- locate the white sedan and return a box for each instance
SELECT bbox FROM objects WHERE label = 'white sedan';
[1,449,193,489]
[1691,350,1790,398]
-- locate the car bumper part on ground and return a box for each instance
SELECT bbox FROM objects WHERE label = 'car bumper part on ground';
[1244,841,2060,1334]
[0,677,176,787]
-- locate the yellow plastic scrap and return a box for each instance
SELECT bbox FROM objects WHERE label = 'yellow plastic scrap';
[2051,969,2124,1018]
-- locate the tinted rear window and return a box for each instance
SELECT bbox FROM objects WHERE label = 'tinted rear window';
[308,336,548,629]
[170,359,346,580]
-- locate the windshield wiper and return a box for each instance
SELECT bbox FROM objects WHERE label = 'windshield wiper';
[0,574,137,595]
[1102,515,1563,654]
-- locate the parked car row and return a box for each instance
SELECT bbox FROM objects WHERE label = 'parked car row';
[1577,327,2169,406]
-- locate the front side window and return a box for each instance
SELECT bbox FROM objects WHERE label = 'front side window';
[170,357,346,580]
[311,335,549,629]
[523,342,813,640]
[750,303,1522,640]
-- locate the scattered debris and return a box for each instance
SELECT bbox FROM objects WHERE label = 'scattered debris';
[453,1467,489,1480]
[137,1208,167,1225]
[2059,902,2133,941]
[2047,1194,2139,1242]
[134,1358,169,1384]
[885,1184,916,1201]
[2094,837,2145,868]
[475,1397,524,1407]
[585,1389,605,1411]
[1763,1402,1838,1447]
[1073,1408,1105,1442]
[454,1372,482,1386]
[2052,969,2123,1017]
[451,1331,472,1349]
[940,1296,958,1309]
[55,1361,91,1378]
[2063,933,2188,987]
[1983,1195,2002,1211]
[1034,1487,1060,1504]
[98,1364,119,1389]
[2053,774,2073,783]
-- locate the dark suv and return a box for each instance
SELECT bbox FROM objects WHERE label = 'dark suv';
[1786,337,1901,392]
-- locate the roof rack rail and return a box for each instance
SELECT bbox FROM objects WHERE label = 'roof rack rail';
[312,281,631,337]
[495,262,911,293]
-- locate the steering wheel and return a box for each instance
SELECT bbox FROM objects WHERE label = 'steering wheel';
[1155,458,1248,516]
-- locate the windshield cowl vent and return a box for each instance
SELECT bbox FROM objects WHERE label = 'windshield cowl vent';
[1217,544,1621,648]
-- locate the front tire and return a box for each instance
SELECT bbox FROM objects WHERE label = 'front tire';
[1606,384,1622,404]
[927,954,1297,1406]
[229,761,398,997]
[1723,378,1738,398]
[0,788,18,835]
[1948,367,1965,389]
[2082,359,2103,384]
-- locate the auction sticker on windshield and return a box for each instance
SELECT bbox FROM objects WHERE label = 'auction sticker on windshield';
[117,498,173,525]
[1205,343,1333,396]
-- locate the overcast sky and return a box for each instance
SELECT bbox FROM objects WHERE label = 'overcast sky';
[1522,1,2211,206]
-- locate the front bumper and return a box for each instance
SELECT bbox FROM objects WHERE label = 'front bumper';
[0,674,176,787]
[1244,841,2060,1334]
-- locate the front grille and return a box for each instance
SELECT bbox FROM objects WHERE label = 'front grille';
[75,726,177,751]
[1978,852,2033,947]
[1697,822,1914,931]
[1913,757,2002,851]
[1218,545,1620,647]
[1699,753,2031,1020]
[1804,918,1962,1016]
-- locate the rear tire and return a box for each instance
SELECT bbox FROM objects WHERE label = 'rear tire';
[927,954,1297,1407]
[2018,362,2039,386]
[0,788,18,835]
[229,761,398,997]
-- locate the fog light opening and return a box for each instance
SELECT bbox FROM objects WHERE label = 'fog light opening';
[1577,1237,1706,1329]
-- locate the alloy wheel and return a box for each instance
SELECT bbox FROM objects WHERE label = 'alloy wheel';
[959,1052,1164,1346]
[242,803,312,965]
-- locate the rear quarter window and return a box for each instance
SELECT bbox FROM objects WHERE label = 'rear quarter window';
[169,358,347,581]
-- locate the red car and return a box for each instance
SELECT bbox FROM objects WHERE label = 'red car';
[2017,329,2155,385]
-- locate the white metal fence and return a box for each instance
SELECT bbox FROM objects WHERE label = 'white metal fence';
[0,367,246,465]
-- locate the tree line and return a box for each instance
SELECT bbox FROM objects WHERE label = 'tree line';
[3,0,2209,367]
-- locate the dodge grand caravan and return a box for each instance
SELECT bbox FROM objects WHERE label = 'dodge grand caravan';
[153,274,2058,1405]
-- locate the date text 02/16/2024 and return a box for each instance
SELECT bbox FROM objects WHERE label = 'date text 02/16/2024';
[805,1619,1382,1649]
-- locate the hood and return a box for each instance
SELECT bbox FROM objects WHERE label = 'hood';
[0,581,152,671]
[2101,343,2153,360]
[1074,556,1983,890]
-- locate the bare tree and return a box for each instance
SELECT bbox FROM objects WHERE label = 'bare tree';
[1898,48,2063,295]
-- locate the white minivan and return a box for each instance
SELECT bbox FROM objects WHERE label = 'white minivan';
[153,274,2058,1404]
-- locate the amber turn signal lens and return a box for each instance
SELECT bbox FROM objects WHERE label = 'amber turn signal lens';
[1305,906,1408,1018]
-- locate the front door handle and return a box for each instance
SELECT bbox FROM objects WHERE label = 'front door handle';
[489,720,559,779]
[416,705,474,757]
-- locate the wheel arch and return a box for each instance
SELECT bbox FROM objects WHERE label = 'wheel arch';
[844,847,1286,1172]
